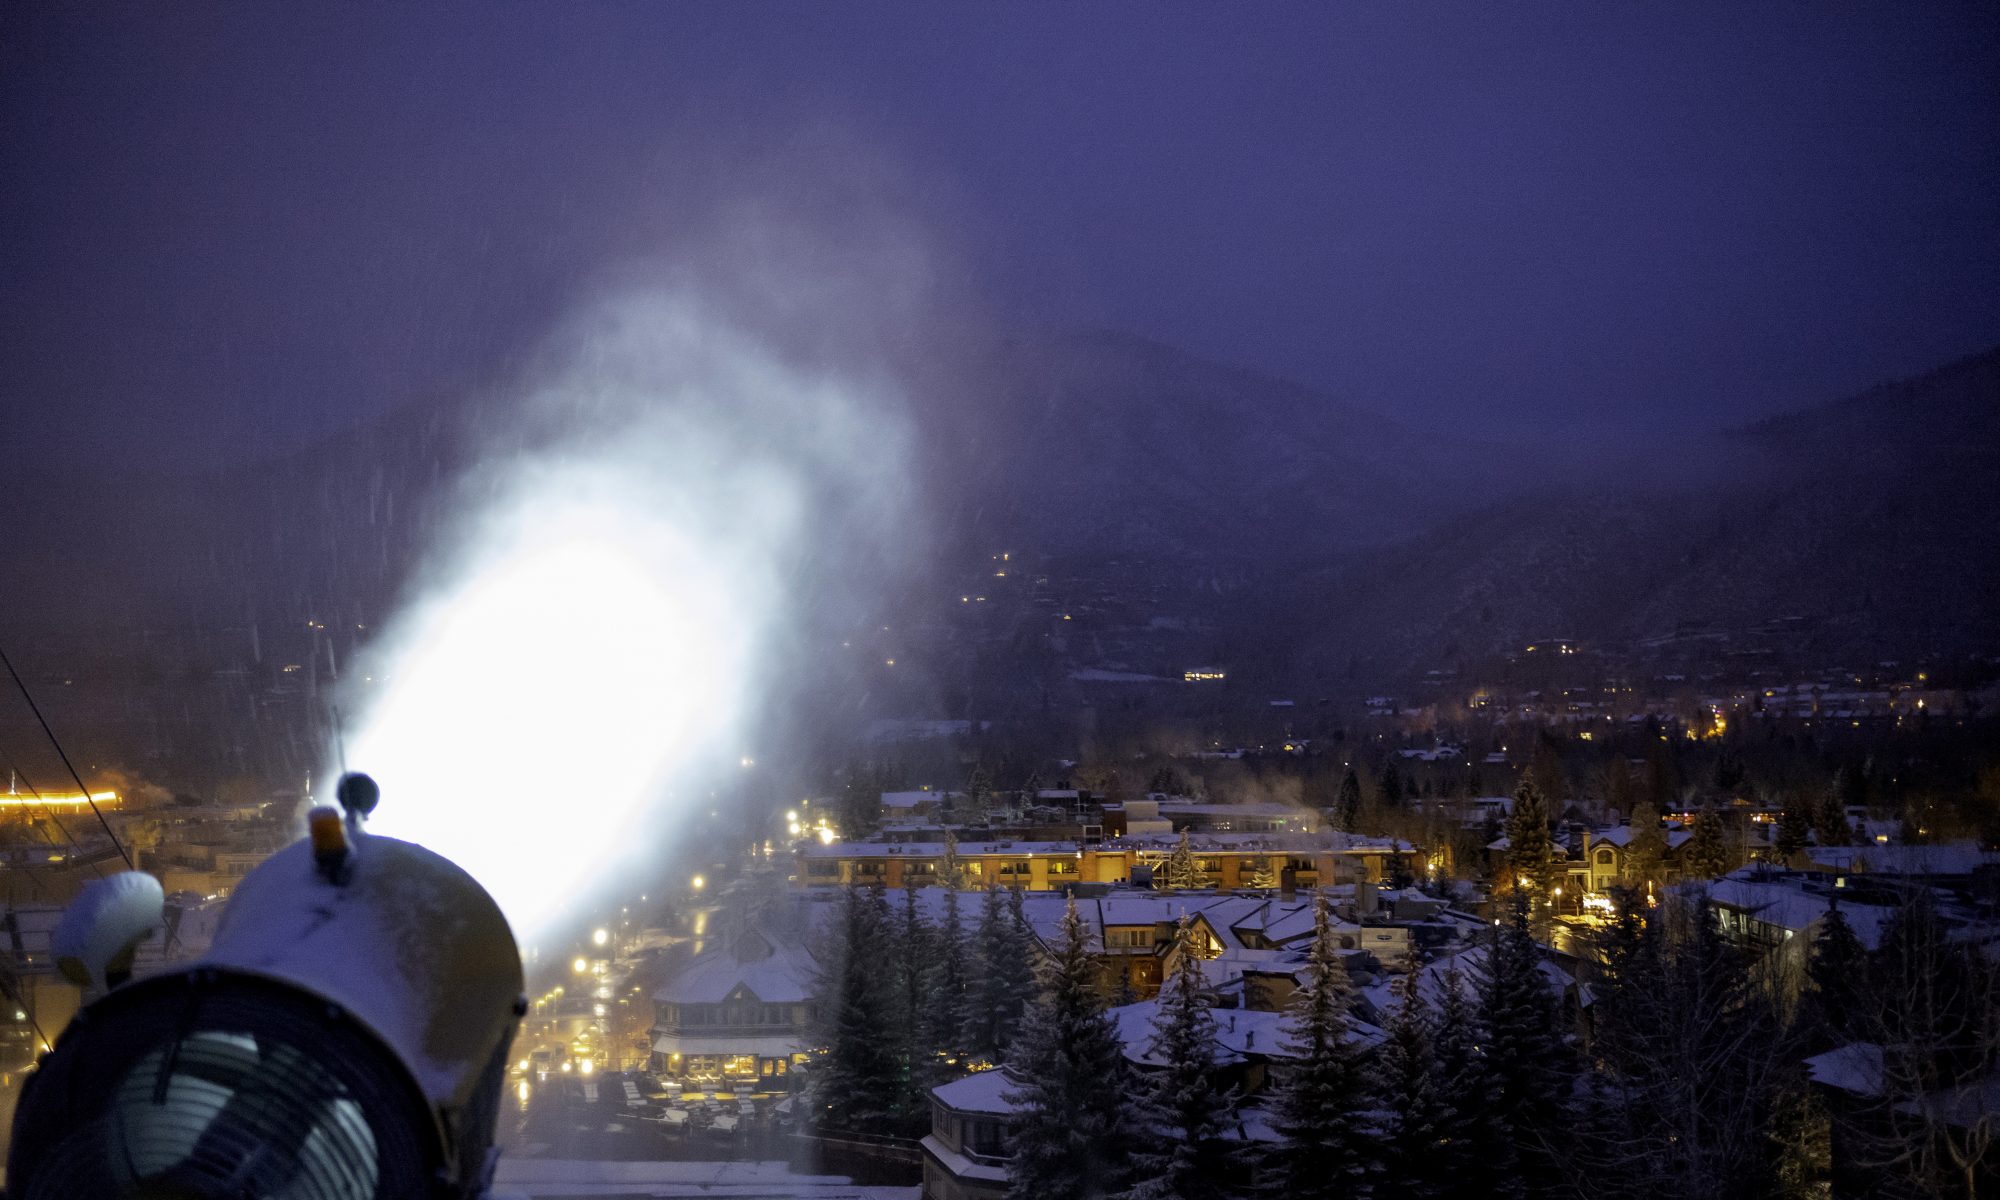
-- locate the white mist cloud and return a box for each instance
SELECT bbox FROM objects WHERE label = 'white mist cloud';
[336,278,916,949]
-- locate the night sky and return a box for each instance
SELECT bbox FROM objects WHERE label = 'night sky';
[4,3,1996,469]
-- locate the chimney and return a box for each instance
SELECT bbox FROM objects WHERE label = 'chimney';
[1279,866,1297,902]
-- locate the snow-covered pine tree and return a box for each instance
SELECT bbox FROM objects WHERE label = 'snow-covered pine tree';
[1685,803,1727,878]
[1428,956,1510,1192]
[894,880,935,1112]
[1337,768,1363,833]
[1475,890,1574,1197]
[1805,897,1867,1043]
[1504,775,1558,908]
[809,886,902,1131]
[1624,798,1667,889]
[943,829,974,890]
[1271,891,1373,1199]
[1374,966,1460,1200]
[1245,856,1277,891]
[1005,898,1134,1200]
[1120,918,1240,1200]
[1774,794,1812,859]
[963,885,1033,1064]
[1162,828,1199,891]
[924,883,972,1077]
[1814,785,1851,847]
[1571,889,1790,1198]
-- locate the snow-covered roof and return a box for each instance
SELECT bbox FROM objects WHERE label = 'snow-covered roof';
[1109,999,1384,1068]
[1804,841,1998,877]
[1154,800,1320,822]
[655,930,816,1005]
[880,790,944,810]
[1588,826,1695,850]
[1356,942,1574,1017]
[1705,876,1895,950]
[1804,1042,1883,1097]
[931,1067,1020,1115]
[651,1033,802,1058]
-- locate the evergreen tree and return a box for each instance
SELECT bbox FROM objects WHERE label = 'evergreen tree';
[1601,755,1636,820]
[1161,828,1199,891]
[963,886,1034,1064]
[1833,764,1868,812]
[1271,892,1373,1199]
[1475,892,1572,1196]
[1374,967,1459,1200]
[1379,762,1406,809]
[942,829,975,890]
[1591,886,1662,1066]
[966,766,994,824]
[1386,850,1416,890]
[1774,793,1812,858]
[1571,890,1789,1199]
[923,885,971,1074]
[838,760,883,839]
[1624,798,1667,889]
[810,887,902,1130]
[1245,856,1277,891]
[1147,765,1183,797]
[1804,899,1867,1044]
[894,882,934,1106]
[1505,776,1559,910]
[1714,750,1746,795]
[1431,958,1510,1190]
[1121,920,1240,1200]
[1685,803,1728,879]
[1814,786,1851,847]
[1529,738,1571,808]
[1006,899,1134,1200]
[1336,768,1363,833]
[1646,741,1681,811]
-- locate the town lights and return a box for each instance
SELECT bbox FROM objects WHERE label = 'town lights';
[691,875,706,891]
[573,957,588,974]
[592,927,609,947]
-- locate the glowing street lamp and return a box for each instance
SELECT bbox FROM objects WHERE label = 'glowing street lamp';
[592,928,608,948]
[572,957,588,974]
[690,875,706,891]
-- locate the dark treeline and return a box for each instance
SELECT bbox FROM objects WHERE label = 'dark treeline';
[805,881,1996,1199]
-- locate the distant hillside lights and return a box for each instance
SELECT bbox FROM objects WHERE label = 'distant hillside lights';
[1183,669,1226,683]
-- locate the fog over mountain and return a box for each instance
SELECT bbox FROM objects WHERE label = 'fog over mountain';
[11,332,1994,680]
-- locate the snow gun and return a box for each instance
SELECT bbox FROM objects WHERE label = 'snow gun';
[7,771,526,1200]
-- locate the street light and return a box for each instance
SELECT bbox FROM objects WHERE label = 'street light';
[592,927,608,947]
[572,957,588,974]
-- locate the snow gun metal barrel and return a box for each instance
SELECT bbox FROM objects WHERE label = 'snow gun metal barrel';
[8,772,527,1200]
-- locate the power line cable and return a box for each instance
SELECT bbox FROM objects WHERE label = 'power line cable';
[0,644,133,870]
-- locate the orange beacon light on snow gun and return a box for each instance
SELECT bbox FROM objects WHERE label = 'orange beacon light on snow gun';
[8,772,527,1200]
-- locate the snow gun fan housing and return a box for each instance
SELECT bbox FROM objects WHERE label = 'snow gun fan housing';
[7,773,527,1200]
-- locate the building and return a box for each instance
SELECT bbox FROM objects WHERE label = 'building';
[649,926,815,1087]
[1578,824,1696,895]
[921,1069,1015,1200]
[796,830,1410,893]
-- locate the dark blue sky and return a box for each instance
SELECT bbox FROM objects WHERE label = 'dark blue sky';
[4,3,1996,467]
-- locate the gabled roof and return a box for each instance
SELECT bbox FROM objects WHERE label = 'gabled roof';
[655,929,816,1005]
[1109,998,1385,1067]
[932,1067,1020,1115]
